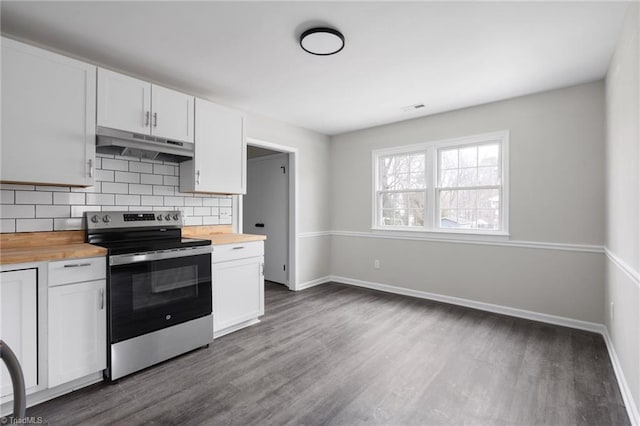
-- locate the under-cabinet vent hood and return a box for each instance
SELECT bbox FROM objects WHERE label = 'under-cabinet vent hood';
[96,127,194,163]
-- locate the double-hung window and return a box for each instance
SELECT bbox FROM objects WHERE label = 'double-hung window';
[373,131,509,236]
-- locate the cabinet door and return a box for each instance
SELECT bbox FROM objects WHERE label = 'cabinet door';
[48,280,106,388]
[1,37,96,187]
[213,257,264,332]
[97,68,151,135]
[151,85,194,143]
[185,98,245,194]
[0,269,38,398]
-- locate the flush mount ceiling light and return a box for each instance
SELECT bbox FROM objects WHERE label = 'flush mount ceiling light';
[299,27,345,56]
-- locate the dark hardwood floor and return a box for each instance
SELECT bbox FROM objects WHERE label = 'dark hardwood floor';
[27,281,629,425]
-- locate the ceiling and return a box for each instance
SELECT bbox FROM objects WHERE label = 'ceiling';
[0,1,629,136]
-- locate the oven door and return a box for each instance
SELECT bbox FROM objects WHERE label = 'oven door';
[108,246,212,343]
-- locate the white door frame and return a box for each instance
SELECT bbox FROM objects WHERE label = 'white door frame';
[236,137,298,290]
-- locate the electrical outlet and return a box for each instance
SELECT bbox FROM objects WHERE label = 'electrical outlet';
[374,259,380,269]
[610,302,615,322]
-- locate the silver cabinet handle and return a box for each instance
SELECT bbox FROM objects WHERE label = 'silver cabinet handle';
[99,288,104,310]
[153,112,158,127]
[261,263,264,276]
[88,159,93,178]
[232,246,245,250]
[63,263,92,268]
[196,170,200,185]
[145,111,150,127]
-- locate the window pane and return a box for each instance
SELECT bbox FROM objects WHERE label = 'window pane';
[438,189,501,231]
[478,166,500,185]
[380,153,425,190]
[439,190,457,210]
[440,148,458,170]
[459,146,477,168]
[458,168,478,186]
[378,191,424,227]
[478,143,499,166]
[440,170,458,187]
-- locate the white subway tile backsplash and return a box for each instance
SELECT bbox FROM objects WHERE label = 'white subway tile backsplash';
[101,182,129,194]
[71,205,98,218]
[193,207,210,216]
[54,192,86,205]
[15,191,52,205]
[153,164,175,176]
[1,190,15,204]
[102,158,129,171]
[164,175,179,186]
[16,218,53,232]
[86,193,115,205]
[203,198,220,207]
[95,169,115,182]
[1,205,35,218]
[184,216,203,226]
[153,185,174,196]
[36,205,70,218]
[141,196,164,206]
[185,197,202,207]
[1,156,232,233]
[116,194,141,206]
[1,219,16,233]
[130,161,153,174]
[140,174,164,185]
[54,218,83,231]
[115,171,140,184]
[203,216,220,225]
[164,196,184,206]
[220,217,232,225]
[129,184,153,195]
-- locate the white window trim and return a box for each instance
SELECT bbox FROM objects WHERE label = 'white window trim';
[371,130,510,240]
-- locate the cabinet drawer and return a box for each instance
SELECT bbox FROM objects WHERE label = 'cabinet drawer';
[48,257,106,287]
[212,241,263,263]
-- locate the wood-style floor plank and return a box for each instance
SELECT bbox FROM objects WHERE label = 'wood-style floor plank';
[25,282,630,425]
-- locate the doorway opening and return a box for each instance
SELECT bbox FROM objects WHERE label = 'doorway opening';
[240,138,297,290]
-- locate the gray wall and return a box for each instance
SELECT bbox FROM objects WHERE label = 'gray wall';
[330,81,606,323]
[244,111,332,287]
[605,3,640,418]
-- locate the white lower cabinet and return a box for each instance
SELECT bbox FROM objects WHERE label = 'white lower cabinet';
[47,257,107,388]
[213,242,264,336]
[0,269,38,398]
[48,279,106,387]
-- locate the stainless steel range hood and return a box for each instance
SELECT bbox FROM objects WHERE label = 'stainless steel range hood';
[96,127,194,163]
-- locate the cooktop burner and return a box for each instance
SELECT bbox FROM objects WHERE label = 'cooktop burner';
[85,210,211,255]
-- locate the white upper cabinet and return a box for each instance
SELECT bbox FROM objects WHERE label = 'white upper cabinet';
[151,85,195,143]
[180,98,245,194]
[97,68,151,135]
[1,37,96,187]
[97,68,194,143]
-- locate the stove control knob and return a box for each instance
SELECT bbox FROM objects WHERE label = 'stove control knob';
[102,215,111,223]
[165,214,172,221]
[157,214,163,221]
[90,215,100,223]
[172,214,180,221]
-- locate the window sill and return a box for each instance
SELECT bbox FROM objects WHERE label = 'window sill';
[370,227,510,242]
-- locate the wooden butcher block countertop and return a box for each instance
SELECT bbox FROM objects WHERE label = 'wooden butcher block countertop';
[0,225,265,265]
[0,230,107,265]
[182,225,266,245]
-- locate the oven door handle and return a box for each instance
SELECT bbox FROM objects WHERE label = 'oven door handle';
[109,246,213,266]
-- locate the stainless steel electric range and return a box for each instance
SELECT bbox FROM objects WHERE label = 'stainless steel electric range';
[86,211,213,381]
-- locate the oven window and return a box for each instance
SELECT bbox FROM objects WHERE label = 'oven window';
[132,265,198,311]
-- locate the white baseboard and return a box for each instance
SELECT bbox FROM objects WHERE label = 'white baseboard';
[602,328,640,426]
[295,276,331,291]
[330,275,603,333]
[214,318,261,339]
